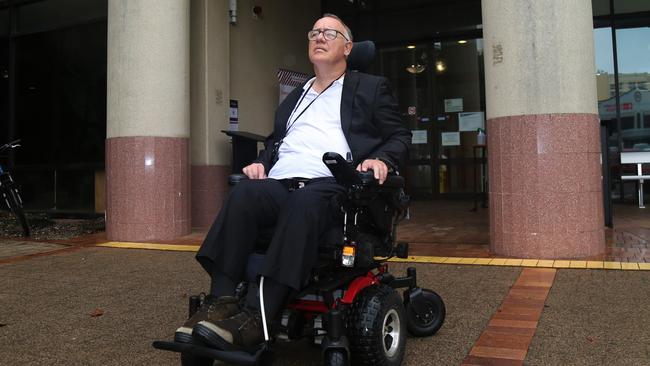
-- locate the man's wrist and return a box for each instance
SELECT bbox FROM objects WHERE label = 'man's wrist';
[373,157,395,172]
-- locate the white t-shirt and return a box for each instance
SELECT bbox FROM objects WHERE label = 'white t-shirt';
[268,76,352,179]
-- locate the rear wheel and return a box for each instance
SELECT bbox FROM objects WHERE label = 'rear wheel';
[347,284,406,366]
[1,185,29,237]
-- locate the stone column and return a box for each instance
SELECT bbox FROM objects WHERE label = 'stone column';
[190,0,232,228]
[482,0,605,258]
[106,0,190,241]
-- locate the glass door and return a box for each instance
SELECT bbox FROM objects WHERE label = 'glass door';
[379,37,486,198]
[0,38,8,145]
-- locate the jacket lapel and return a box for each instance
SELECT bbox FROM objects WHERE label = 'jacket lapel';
[341,71,359,140]
[276,84,306,139]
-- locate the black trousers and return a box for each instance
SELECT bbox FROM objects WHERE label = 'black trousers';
[196,178,345,291]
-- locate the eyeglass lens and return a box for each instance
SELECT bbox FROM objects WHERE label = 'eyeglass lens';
[308,29,338,41]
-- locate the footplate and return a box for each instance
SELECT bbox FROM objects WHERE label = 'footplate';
[152,340,271,366]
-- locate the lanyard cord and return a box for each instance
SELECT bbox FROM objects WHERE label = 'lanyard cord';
[284,73,345,135]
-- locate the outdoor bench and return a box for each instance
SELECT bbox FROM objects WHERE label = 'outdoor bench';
[620,151,650,208]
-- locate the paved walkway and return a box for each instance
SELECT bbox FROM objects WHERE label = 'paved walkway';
[1,239,649,365]
[1,199,649,364]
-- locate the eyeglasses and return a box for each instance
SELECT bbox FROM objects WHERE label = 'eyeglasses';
[307,28,349,41]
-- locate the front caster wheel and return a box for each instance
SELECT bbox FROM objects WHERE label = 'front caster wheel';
[405,288,445,337]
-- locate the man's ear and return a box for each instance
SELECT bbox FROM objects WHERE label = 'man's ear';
[344,42,353,57]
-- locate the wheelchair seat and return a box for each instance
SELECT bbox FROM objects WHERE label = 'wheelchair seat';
[241,152,409,290]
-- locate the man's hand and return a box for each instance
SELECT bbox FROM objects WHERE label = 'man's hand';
[356,159,388,184]
[243,163,267,179]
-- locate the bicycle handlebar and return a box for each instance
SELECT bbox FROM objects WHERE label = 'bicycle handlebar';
[0,139,21,153]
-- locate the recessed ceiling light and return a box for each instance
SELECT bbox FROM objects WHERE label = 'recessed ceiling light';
[458,40,467,44]
[407,45,416,49]
[406,64,426,74]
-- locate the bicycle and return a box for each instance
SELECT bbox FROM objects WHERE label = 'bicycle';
[0,139,30,237]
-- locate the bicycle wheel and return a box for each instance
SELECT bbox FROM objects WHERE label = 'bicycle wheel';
[2,186,30,237]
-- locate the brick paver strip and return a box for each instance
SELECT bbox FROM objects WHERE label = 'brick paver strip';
[461,268,557,366]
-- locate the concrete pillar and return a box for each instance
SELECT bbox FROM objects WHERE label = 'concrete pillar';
[106,0,190,241]
[482,0,605,258]
[190,0,231,228]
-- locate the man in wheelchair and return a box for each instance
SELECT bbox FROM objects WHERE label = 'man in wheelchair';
[157,13,444,366]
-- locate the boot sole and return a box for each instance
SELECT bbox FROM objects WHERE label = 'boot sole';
[193,323,263,354]
[192,323,237,351]
[173,331,195,344]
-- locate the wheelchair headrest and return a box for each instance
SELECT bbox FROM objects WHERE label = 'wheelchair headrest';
[347,40,376,72]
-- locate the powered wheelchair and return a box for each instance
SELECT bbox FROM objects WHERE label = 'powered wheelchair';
[153,151,446,366]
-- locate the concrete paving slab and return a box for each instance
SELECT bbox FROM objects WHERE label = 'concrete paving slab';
[526,269,650,366]
[0,240,67,260]
[0,248,520,365]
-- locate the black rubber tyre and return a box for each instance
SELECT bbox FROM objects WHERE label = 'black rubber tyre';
[405,289,446,337]
[2,186,29,237]
[180,352,213,366]
[323,349,348,366]
[347,284,406,366]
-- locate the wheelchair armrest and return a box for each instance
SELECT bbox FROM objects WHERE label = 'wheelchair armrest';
[322,152,361,188]
[229,173,248,186]
[358,171,404,189]
[322,152,404,190]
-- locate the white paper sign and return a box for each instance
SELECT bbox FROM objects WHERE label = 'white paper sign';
[444,98,463,113]
[458,112,485,131]
[411,130,428,144]
[441,132,461,146]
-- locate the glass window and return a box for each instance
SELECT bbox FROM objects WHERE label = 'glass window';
[616,26,650,149]
[17,0,106,34]
[0,39,7,146]
[0,10,9,36]
[614,0,650,15]
[592,0,611,16]
[594,27,614,102]
[14,21,106,209]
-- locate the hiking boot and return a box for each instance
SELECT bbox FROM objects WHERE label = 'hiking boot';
[174,295,240,344]
[192,307,265,352]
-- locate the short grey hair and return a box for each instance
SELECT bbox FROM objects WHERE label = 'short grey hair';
[322,13,353,41]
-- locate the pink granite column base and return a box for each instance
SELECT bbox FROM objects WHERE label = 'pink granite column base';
[487,113,605,259]
[191,165,230,228]
[106,136,191,241]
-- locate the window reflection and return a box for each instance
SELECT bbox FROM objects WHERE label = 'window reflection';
[616,27,650,150]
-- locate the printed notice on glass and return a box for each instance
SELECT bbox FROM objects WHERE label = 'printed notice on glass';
[441,132,461,146]
[458,112,485,131]
[444,98,463,113]
[411,130,428,144]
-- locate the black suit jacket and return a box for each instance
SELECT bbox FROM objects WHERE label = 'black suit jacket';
[255,71,411,173]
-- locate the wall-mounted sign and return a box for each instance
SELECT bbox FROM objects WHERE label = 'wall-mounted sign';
[459,112,485,131]
[444,98,463,113]
[278,68,310,104]
[441,132,460,146]
[407,106,417,115]
[229,99,239,131]
[411,130,428,144]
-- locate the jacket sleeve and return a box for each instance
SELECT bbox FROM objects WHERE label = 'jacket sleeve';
[252,111,283,174]
[367,77,411,172]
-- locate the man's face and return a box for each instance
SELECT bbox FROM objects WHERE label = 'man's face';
[308,17,352,66]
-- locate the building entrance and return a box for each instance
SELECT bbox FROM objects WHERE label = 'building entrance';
[377,37,486,199]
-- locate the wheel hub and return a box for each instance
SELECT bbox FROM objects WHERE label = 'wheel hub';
[382,309,401,357]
